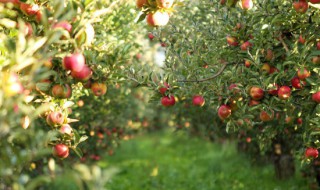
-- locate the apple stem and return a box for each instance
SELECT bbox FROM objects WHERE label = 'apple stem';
[279,35,289,53]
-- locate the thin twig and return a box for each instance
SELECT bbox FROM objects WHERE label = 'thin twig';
[279,35,289,53]
[177,62,230,83]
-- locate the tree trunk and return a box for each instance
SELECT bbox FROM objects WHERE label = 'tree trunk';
[273,153,295,180]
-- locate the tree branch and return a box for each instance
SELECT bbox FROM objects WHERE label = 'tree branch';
[278,35,289,53]
[177,62,230,83]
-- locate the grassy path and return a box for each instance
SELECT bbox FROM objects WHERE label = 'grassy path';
[101,131,308,190]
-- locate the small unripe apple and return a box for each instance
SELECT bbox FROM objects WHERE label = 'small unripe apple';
[291,77,306,89]
[60,124,73,135]
[46,111,64,127]
[51,84,72,99]
[278,86,291,100]
[156,0,174,8]
[146,11,170,27]
[293,0,308,14]
[161,95,176,107]
[226,36,238,46]
[91,82,107,96]
[312,91,320,103]
[249,86,264,100]
[260,110,274,122]
[297,68,310,80]
[71,65,92,81]
[261,63,271,73]
[218,105,231,120]
[305,147,318,158]
[53,144,69,159]
[192,95,205,107]
[63,53,85,72]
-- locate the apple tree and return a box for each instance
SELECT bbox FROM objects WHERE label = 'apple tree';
[136,0,320,180]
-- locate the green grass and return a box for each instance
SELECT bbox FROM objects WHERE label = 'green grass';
[101,131,309,190]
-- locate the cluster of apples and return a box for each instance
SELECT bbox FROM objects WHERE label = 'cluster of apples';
[158,83,206,107]
[46,111,73,158]
[136,0,174,27]
[293,0,320,14]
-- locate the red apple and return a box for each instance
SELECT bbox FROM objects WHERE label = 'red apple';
[136,0,147,8]
[246,137,252,143]
[156,0,174,8]
[291,76,306,89]
[63,53,85,72]
[293,0,308,14]
[91,82,107,96]
[249,99,260,106]
[317,42,320,50]
[260,110,274,122]
[312,91,320,103]
[268,84,279,95]
[297,68,310,80]
[71,64,92,81]
[312,56,320,64]
[148,33,155,40]
[298,35,306,44]
[60,124,73,135]
[278,86,291,100]
[20,3,40,16]
[226,36,238,46]
[265,49,274,61]
[159,82,169,95]
[249,86,264,100]
[192,95,205,107]
[161,95,176,107]
[46,111,64,127]
[146,11,170,27]
[244,60,251,68]
[51,84,72,99]
[53,144,69,159]
[53,21,72,33]
[297,118,303,125]
[220,0,226,5]
[269,66,279,74]
[240,0,253,10]
[309,0,320,4]
[229,83,240,94]
[240,41,253,51]
[35,10,42,23]
[305,147,318,158]
[218,105,231,120]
